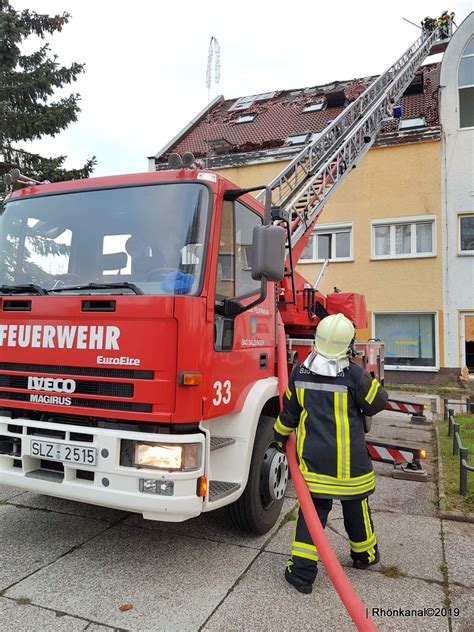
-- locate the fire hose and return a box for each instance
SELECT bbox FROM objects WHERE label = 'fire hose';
[277,315,378,631]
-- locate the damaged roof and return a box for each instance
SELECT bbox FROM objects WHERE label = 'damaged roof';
[152,63,441,169]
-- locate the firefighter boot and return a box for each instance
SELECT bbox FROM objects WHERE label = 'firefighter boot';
[352,546,380,569]
[284,559,317,594]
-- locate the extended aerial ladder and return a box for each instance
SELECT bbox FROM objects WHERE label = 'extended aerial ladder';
[261,25,450,475]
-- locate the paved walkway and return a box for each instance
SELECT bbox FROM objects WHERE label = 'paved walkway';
[0,408,473,631]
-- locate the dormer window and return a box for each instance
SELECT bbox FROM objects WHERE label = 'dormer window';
[235,113,256,124]
[303,102,325,113]
[286,134,309,145]
[398,117,426,130]
[229,92,275,111]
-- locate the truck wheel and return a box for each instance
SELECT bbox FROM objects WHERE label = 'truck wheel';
[226,415,288,534]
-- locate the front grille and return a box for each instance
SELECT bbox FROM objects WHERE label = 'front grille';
[0,375,133,398]
[0,362,153,380]
[1,392,152,413]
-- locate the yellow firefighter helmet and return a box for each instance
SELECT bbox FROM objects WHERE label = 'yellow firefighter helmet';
[314,313,355,359]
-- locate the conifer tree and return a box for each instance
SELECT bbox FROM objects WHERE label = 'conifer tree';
[0,1,95,190]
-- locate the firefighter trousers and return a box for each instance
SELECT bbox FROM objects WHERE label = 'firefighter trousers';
[287,496,378,585]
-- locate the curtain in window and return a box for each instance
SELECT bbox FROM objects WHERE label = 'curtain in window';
[316,234,330,260]
[395,224,411,254]
[375,313,435,367]
[416,223,432,253]
[374,226,390,255]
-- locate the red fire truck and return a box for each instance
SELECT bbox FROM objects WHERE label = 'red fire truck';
[0,24,442,533]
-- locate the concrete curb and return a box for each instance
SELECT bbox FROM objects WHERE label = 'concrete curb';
[440,510,474,524]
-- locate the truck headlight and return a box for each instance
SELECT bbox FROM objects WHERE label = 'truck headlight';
[133,443,201,471]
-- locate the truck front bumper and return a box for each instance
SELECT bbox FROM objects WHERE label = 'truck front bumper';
[0,415,206,522]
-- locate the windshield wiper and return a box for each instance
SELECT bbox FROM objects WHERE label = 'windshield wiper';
[49,282,144,296]
[0,284,48,296]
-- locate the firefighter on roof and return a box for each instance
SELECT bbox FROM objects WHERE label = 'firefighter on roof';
[275,313,388,594]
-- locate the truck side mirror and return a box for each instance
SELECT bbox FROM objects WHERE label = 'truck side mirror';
[251,225,286,282]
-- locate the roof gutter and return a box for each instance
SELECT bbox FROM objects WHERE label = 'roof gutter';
[147,95,225,171]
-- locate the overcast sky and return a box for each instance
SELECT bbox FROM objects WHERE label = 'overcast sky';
[13,0,473,177]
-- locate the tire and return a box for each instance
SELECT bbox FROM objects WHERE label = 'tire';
[226,415,287,534]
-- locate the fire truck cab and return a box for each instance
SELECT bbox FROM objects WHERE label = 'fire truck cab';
[0,168,292,533]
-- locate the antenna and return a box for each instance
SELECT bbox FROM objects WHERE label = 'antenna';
[205,36,221,168]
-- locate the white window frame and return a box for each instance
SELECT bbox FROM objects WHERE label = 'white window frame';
[371,215,436,260]
[235,113,256,124]
[286,133,309,145]
[303,102,325,113]
[458,212,474,255]
[398,116,426,130]
[458,38,474,131]
[372,311,439,372]
[300,222,353,263]
[229,92,275,112]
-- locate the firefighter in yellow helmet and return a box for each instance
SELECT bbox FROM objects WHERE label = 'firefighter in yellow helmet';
[274,313,388,593]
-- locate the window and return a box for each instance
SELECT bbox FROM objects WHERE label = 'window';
[403,74,424,96]
[235,113,256,123]
[459,38,474,128]
[0,183,210,296]
[286,133,309,145]
[459,214,474,253]
[229,92,275,111]
[374,313,437,369]
[398,117,426,130]
[300,223,352,262]
[215,201,261,300]
[372,217,435,259]
[303,102,325,113]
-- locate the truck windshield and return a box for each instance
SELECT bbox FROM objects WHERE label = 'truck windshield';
[0,183,210,296]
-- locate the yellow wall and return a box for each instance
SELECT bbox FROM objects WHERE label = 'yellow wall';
[215,140,444,366]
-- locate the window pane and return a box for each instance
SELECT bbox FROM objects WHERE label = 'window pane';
[374,226,390,256]
[317,234,330,260]
[335,231,350,258]
[460,216,474,251]
[235,202,261,297]
[375,313,436,367]
[216,202,235,299]
[460,88,474,128]
[416,223,433,253]
[395,224,411,254]
[458,56,474,87]
[301,235,315,260]
[464,38,474,55]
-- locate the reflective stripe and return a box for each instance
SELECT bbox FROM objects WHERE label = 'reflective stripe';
[367,381,380,405]
[297,391,309,474]
[362,498,373,542]
[365,379,379,404]
[334,392,344,478]
[342,391,350,479]
[291,541,319,561]
[285,386,292,400]
[274,417,293,436]
[349,534,377,552]
[306,480,375,496]
[304,470,374,486]
[296,387,303,407]
[295,381,348,393]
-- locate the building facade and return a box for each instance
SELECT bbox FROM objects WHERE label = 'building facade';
[439,13,474,377]
[149,17,474,383]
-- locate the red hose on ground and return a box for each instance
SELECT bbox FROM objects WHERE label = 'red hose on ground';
[277,315,378,632]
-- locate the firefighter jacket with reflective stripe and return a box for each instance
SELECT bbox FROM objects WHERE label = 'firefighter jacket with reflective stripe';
[274,361,388,500]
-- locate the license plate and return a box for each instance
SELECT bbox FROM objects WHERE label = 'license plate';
[30,440,97,466]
